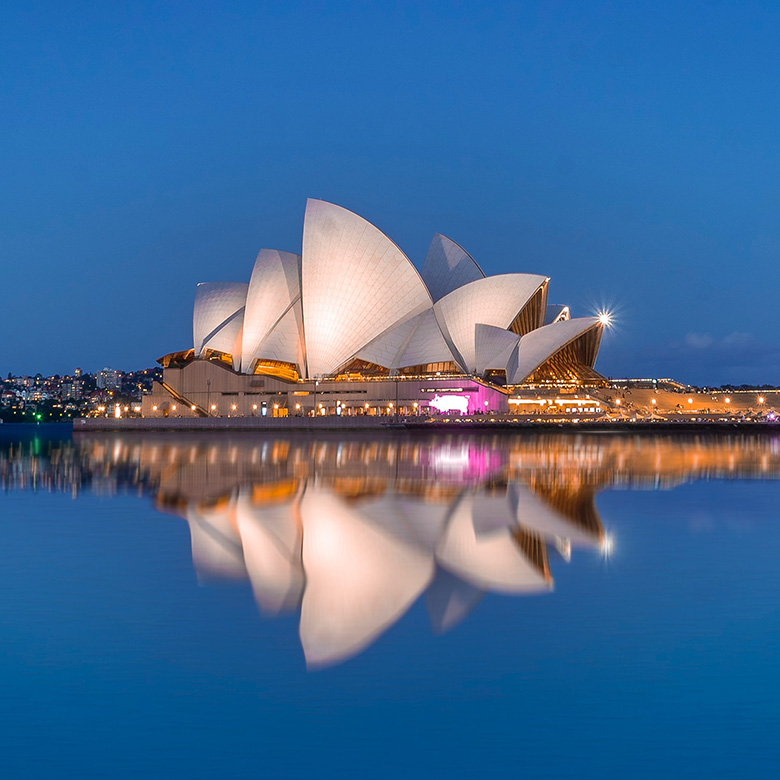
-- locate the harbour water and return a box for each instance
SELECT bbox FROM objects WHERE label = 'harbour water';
[1,426,779,778]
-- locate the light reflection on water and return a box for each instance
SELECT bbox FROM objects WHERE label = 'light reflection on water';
[2,430,779,669]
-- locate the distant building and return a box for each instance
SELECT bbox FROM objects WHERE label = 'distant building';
[96,367,122,391]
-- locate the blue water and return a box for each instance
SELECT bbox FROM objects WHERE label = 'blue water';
[1,428,778,778]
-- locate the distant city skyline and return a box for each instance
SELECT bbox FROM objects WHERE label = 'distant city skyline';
[3,2,780,384]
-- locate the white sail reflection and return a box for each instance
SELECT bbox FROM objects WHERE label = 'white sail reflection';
[185,497,247,582]
[425,568,484,635]
[10,432,780,667]
[508,483,604,549]
[299,489,434,668]
[170,450,602,667]
[53,432,636,668]
[235,489,304,615]
[436,493,552,594]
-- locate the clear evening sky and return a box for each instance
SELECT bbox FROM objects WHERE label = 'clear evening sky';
[2,1,779,385]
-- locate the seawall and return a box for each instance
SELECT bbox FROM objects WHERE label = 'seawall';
[74,416,391,432]
[74,417,780,434]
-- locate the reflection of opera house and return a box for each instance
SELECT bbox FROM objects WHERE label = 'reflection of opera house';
[142,436,606,668]
[9,431,780,667]
[146,199,606,417]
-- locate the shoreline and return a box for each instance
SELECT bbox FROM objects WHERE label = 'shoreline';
[71,417,780,434]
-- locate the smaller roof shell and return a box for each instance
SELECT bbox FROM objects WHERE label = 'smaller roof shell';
[240,249,301,373]
[474,324,521,375]
[434,274,548,372]
[507,316,601,384]
[421,233,485,302]
[355,308,456,370]
[251,299,305,371]
[192,282,248,362]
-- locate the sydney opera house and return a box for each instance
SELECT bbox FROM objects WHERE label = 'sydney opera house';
[145,199,606,417]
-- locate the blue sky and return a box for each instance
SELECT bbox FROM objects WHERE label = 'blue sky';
[2,1,779,384]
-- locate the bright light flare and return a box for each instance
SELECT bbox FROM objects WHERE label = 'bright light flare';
[597,311,613,328]
[601,533,615,559]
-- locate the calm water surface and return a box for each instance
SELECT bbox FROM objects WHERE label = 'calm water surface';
[1,426,779,778]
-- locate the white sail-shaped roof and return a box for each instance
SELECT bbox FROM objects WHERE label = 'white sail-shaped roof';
[506,316,600,385]
[355,308,456,370]
[421,233,485,302]
[184,200,606,382]
[239,249,301,373]
[433,274,548,373]
[353,312,422,369]
[396,309,455,368]
[301,199,432,378]
[474,324,521,375]
[251,299,305,370]
[192,282,248,359]
[436,494,551,594]
[298,488,434,668]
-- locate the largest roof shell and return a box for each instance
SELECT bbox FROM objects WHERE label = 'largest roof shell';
[301,199,433,378]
